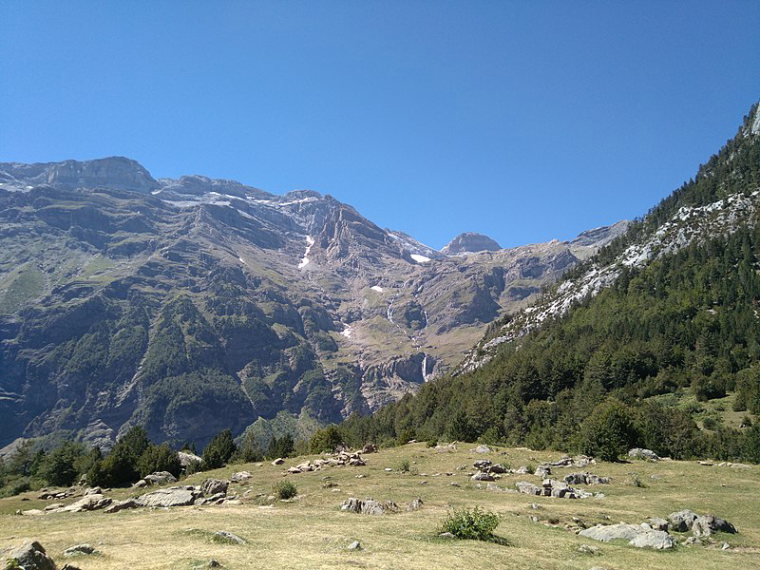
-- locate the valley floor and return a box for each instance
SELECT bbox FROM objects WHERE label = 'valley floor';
[2,443,760,569]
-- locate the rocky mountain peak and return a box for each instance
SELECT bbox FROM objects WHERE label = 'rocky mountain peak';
[0,156,158,193]
[441,232,502,255]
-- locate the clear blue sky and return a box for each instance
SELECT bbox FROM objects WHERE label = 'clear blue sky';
[1,2,759,249]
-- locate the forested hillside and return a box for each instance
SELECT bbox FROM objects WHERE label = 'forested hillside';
[332,103,760,463]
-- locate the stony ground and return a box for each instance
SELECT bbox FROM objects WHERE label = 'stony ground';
[2,443,760,569]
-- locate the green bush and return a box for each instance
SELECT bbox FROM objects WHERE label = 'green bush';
[579,399,639,462]
[397,458,411,472]
[438,506,501,542]
[274,480,298,500]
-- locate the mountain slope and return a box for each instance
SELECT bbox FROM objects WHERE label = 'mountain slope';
[339,102,760,459]
[0,158,620,449]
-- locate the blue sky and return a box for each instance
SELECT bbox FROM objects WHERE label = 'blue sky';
[1,2,759,249]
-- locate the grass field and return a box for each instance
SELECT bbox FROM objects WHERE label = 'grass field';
[2,443,759,569]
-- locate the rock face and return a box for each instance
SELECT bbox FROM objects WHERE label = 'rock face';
[0,158,622,449]
[441,232,501,255]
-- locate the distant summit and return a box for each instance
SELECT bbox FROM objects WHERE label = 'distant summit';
[441,232,501,255]
[0,156,158,193]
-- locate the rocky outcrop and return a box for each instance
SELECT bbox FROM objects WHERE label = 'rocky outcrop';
[580,524,675,549]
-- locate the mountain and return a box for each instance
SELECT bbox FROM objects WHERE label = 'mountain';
[441,232,501,255]
[339,102,760,460]
[0,157,621,450]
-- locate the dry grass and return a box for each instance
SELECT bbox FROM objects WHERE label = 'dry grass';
[2,444,760,569]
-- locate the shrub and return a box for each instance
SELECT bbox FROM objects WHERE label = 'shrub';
[397,458,411,472]
[274,480,298,500]
[580,399,639,462]
[438,507,501,542]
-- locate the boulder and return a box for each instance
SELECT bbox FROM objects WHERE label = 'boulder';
[84,487,102,495]
[628,448,660,461]
[473,444,491,453]
[648,517,669,531]
[4,541,57,570]
[580,523,675,550]
[230,471,252,483]
[487,463,509,474]
[516,481,542,496]
[473,459,492,470]
[435,443,457,453]
[362,444,377,453]
[534,464,552,478]
[213,531,245,544]
[178,451,203,468]
[340,497,398,515]
[668,509,698,532]
[63,544,97,557]
[515,465,530,474]
[104,499,139,514]
[201,479,229,496]
[471,471,495,482]
[144,471,177,486]
[692,515,737,537]
[347,540,362,550]
[629,530,676,550]
[272,458,285,465]
[136,487,198,507]
[406,498,424,511]
[57,494,112,513]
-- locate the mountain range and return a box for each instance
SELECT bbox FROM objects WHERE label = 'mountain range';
[0,157,625,450]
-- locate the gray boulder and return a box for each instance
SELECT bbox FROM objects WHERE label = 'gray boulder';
[63,544,97,557]
[213,531,245,544]
[4,541,57,570]
[473,459,492,470]
[473,444,491,454]
[516,481,542,495]
[340,497,399,515]
[668,509,698,532]
[629,530,676,550]
[692,515,737,537]
[628,448,660,461]
[648,517,669,531]
[534,464,552,478]
[201,478,229,496]
[104,499,139,514]
[144,471,177,486]
[136,487,198,507]
[471,471,495,481]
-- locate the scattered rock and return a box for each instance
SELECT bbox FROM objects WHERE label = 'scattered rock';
[564,472,610,485]
[362,443,377,454]
[347,540,362,551]
[230,471,252,483]
[272,458,285,465]
[435,443,457,453]
[63,544,97,557]
[4,540,57,570]
[487,463,509,474]
[577,544,600,555]
[136,487,198,508]
[515,465,530,474]
[438,532,455,539]
[471,471,495,482]
[207,560,221,568]
[178,451,203,468]
[473,444,491,454]
[648,517,669,532]
[214,531,245,545]
[473,459,492,470]
[406,498,424,511]
[628,448,660,461]
[84,486,102,495]
[580,524,675,549]
[340,497,399,515]
[668,509,698,532]
[201,479,229,496]
[516,481,542,496]
[104,499,139,514]
[144,471,177,486]
[692,514,737,537]
[534,464,552,478]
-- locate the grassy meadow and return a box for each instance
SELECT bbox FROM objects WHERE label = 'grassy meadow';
[2,443,759,569]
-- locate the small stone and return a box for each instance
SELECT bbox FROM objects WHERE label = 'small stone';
[347,540,362,550]
[213,531,246,544]
[438,532,455,539]
[63,544,97,557]
[207,559,221,567]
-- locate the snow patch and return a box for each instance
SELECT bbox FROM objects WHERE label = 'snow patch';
[371,285,384,292]
[298,236,315,269]
[410,254,431,264]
